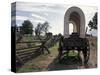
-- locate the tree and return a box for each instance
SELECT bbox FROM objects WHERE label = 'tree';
[42,21,50,34]
[93,12,97,29]
[35,21,50,37]
[35,21,51,54]
[22,20,33,34]
[35,23,42,36]
[88,12,97,30]
[88,20,93,31]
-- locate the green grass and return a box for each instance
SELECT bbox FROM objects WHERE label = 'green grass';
[68,51,78,56]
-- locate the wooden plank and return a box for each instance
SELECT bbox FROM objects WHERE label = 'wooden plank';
[16,45,40,51]
[17,50,36,56]
[17,41,41,43]
[16,47,40,53]
[16,54,24,65]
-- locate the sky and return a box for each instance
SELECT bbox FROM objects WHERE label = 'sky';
[11,2,97,36]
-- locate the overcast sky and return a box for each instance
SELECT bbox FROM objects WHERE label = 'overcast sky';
[12,2,97,36]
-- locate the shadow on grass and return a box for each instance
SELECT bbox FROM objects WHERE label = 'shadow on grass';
[47,56,82,71]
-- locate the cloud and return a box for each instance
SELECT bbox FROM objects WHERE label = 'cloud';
[31,13,47,21]
[16,2,66,15]
[43,13,49,16]
[29,17,44,23]
[16,16,29,20]
[16,2,66,10]
[15,15,46,26]
[33,20,45,23]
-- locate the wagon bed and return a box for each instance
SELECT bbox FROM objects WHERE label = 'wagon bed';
[62,33,88,50]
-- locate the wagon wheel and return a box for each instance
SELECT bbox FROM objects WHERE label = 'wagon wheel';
[86,39,90,63]
[83,38,90,67]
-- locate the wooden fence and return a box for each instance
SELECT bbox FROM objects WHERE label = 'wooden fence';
[16,45,41,67]
[16,36,59,68]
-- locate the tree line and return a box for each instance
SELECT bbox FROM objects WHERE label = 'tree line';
[16,20,51,36]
